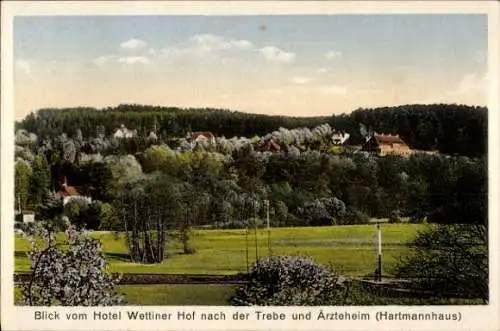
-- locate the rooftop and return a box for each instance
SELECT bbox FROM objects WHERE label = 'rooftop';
[372,133,406,145]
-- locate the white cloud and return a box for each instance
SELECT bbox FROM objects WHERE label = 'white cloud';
[191,34,255,51]
[291,76,310,84]
[117,56,151,65]
[93,55,151,66]
[259,46,296,63]
[120,38,147,50]
[159,34,255,61]
[98,34,296,70]
[316,68,330,74]
[15,59,32,75]
[159,34,296,66]
[93,55,118,66]
[318,85,348,95]
[232,40,255,50]
[325,51,342,60]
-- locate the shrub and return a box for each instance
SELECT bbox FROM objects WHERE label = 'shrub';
[342,208,370,225]
[408,216,424,224]
[211,218,267,230]
[394,224,488,302]
[231,255,343,306]
[63,199,89,229]
[98,202,120,231]
[19,220,122,306]
[388,210,401,223]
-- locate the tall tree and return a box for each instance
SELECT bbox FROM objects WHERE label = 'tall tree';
[15,160,33,211]
[30,154,51,208]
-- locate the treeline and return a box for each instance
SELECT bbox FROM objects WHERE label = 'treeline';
[17,105,331,142]
[16,103,487,157]
[108,150,486,229]
[352,104,487,157]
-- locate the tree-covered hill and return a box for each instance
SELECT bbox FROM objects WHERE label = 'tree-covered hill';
[14,103,487,247]
[16,103,487,157]
[17,105,332,142]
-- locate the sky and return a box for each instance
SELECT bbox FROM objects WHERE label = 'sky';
[13,14,488,120]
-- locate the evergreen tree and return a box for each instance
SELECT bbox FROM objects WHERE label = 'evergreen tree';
[15,160,33,211]
[30,154,52,208]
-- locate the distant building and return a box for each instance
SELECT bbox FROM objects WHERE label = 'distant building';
[186,131,216,145]
[113,124,137,139]
[56,177,92,205]
[16,210,36,223]
[331,130,350,145]
[363,133,412,157]
[262,136,281,153]
[147,131,158,142]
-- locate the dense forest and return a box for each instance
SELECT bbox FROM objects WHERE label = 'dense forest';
[16,103,487,157]
[14,103,488,266]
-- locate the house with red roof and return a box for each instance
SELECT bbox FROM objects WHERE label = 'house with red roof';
[362,133,413,157]
[262,136,281,153]
[56,177,92,205]
[186,131,216,145]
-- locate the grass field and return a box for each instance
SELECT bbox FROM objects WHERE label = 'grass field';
[15,223,424,277]
[15,223,485,305]
[15,283,482,306]
[14,285,236,305]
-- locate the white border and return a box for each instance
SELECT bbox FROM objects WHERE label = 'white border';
[1,1,499,330]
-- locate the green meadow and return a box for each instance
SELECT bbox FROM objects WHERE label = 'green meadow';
[15,282,481,306]
[15,223,423,277]
[16,223,484,305]
[14,285,236,306]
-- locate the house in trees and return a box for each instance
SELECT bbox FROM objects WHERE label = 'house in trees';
[147,131,158,142]
[262,136,281,153]
[362,133,413,156]
[331,130,350,145]
[56,177,91,205]
[147,123,159,142]
[186,131,216,145]
[15,210,36,224]
[113,124,137,139]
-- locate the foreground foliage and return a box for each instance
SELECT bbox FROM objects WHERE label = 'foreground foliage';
[231,255,343,306]
[19,221,122,306]
[394,224,488,303]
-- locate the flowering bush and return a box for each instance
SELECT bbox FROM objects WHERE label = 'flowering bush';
[15,129,38,147]
[19,220,122,306]
[231,255,343,306]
